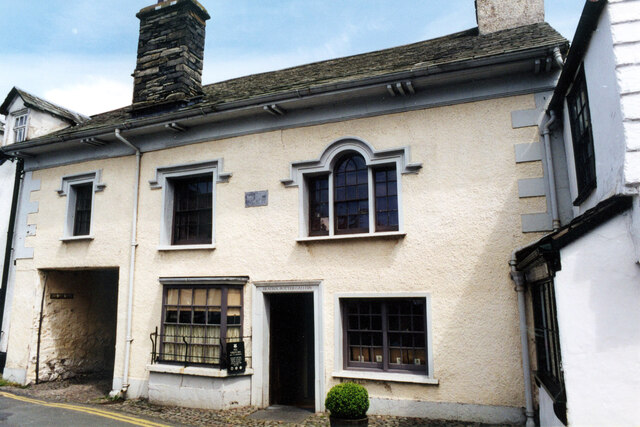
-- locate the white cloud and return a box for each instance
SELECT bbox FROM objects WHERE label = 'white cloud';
[44,78,131,116]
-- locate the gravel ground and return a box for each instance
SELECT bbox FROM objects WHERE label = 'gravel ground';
[2,376,518,427]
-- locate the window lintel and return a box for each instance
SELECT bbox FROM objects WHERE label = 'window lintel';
[56,170,106,196]
[281,137,422,187]
[159,276,249,286]
[149,159,231,189]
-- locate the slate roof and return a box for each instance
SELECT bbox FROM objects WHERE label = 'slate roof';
[7,22,567,145]
[0,87,89,125]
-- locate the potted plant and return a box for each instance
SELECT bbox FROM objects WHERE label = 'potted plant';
[325,382,370,426]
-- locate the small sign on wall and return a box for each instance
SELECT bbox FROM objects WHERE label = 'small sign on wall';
[50,293,74,300]
[226,341,246,374]
[245,190,268,207]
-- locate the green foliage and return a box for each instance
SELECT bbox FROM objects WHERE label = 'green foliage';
[0,378,26,388]
[325,382,369,419]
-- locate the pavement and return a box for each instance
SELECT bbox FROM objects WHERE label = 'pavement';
[0,376,518,426]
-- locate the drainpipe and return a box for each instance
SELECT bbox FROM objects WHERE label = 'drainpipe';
[114,129,141,396]
[510,253,535,427]
[552,47,564,69]
[542,111,560,231]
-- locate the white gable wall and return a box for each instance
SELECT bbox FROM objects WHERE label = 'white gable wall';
[2,96,72,147]
[553,212,640,425]
[564,5,627,216]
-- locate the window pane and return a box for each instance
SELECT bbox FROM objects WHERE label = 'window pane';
[171,175,213,245]
[193,308,206,324]
[194,289,206,305]
[165,307,177,323]
[180,289,192,305]
[228,289,242,306]
[167,289,178,305]
[308,175,330,236]
[73,183,93,236]
[208,289,222,306]
[334,153,369,234]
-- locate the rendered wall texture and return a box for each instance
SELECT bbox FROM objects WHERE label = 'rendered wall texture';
[6,94,545,412]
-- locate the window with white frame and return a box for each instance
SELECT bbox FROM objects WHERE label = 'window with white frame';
[57,171,106,239]
[281,138,421,239]
[149,160,231,249]
[13,112,28,143]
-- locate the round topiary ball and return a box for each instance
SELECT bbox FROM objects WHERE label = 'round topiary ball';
[325,382,370,419]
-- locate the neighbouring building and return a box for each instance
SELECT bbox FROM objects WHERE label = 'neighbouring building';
[511,0,640,425]
[0,0,580,424]
[0,89,87,371]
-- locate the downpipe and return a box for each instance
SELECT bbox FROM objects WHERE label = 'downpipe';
[510,252,535,427]
[542,111,560,231]
[113,129,141,397]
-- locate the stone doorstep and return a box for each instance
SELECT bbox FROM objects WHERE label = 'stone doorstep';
[247,405,314,424]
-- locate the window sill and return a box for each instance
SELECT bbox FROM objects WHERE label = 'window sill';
[157,244,216,251]
[297,231,406,243]
[332,370,438,385]
[60,235,94,242]
[147,363,253,378]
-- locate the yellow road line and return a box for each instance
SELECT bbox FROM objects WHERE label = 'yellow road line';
[0,391,170,427]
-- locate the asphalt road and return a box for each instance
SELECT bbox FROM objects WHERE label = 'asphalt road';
[0,391,172,426]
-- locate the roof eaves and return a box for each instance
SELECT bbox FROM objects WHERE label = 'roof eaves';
[548,0,607,112]
[516,194,633,268]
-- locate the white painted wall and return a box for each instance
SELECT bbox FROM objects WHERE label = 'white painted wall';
[564,6,627,215]
[609,0,640,188]
[538,386,564,427]
[0,161,16,286]
[553,212,640,426]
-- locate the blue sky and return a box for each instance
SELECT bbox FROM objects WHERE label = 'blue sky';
[0,1,586,116]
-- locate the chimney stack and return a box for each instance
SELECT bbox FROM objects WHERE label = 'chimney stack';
[475,0,544,35]
[132,0,210,111]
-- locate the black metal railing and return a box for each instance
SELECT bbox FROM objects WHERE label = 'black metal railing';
[149,327,250,369]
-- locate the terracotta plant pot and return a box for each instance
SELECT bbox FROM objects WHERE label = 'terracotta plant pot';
[329,416,369,427]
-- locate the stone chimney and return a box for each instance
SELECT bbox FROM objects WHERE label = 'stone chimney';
[132,0,210,110]
[475,0,544,35]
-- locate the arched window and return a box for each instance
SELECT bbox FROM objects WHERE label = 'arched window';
[284,138,419,239]
[334,153,369,234]
[305,150,399,237]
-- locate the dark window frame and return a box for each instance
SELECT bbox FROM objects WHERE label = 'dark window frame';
[305,151,399,237]
[170,173,213,246]
[342,298,428,375]
[531,277,567,424]
[159,284,244,367]
[72,182,93,236]
[567,65,596,206]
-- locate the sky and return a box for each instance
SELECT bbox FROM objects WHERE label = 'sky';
[0,0,586,118]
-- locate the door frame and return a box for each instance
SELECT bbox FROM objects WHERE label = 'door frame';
[252,280,324,412]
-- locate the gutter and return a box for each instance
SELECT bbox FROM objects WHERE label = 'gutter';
[2,43,567,155]
[112,129,141,397]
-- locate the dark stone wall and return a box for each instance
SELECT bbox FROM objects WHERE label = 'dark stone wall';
[132,0,210,109]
